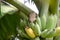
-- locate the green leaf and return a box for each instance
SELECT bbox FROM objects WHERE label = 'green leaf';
[0,1,18,19]
[0,13,20,39]
[5,0,34,15]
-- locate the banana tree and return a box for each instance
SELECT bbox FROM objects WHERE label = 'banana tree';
[0,0,60,40]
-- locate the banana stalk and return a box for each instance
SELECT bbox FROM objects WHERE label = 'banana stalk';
[49,0,59,14]
[33,0,50,16]
[39,0,50,16]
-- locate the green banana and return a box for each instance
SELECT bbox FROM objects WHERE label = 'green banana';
[53,14,57,29]
[17,19,30,39]
[33,37,40,40]
[45,14,57,30]
[29,23,41,36]
[45,29,55,38]
[41,29,48,38]
[36,16,41,30]
[18,19,27,30]
[30,37,40,40]
[41,29,55,38]
[46,37,53,40]
[34,23,41,36]
[17,29,30,39]
[40,14,47,30]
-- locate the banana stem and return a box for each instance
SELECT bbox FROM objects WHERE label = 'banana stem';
[32,0,50,16]
[49,0,59,15]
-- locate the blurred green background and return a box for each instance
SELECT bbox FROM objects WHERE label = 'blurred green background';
[59,11,60,17]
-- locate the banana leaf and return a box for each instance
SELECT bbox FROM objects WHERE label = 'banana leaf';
[0,1,18,19]
[4,0,34,15]
[0,13,20,39]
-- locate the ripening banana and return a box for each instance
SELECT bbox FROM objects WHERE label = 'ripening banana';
[25,26,36,38]
[55,27,60,36]
[28,23,41,36]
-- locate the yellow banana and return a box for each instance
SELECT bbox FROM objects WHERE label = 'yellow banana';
[25,26,36,38]
[55,27,60,36]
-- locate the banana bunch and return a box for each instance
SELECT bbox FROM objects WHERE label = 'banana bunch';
[13,0,60,40]
[45,14,57,30]
[1,0,60,40]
